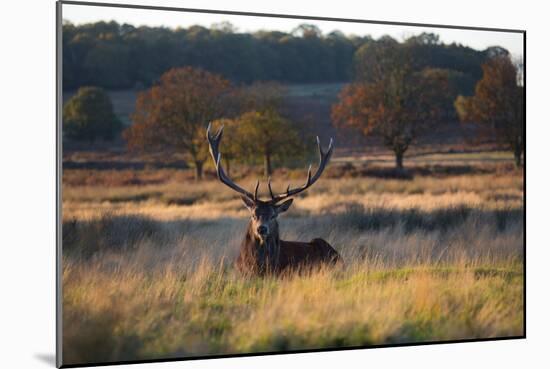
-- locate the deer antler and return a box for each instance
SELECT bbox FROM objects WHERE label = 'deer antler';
[207,123,259,202]
[267,136,334,203]
[207,123,334,204]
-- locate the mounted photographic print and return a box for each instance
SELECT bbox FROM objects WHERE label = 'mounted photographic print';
[56,1,526,367]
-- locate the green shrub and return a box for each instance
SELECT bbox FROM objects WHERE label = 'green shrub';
[63,86,122,142]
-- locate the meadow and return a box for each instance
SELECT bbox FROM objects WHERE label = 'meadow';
[61,155,524,365]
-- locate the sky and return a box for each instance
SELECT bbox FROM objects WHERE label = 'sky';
[62,3,524,58]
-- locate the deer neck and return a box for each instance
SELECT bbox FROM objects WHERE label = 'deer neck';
[245,220,281,272]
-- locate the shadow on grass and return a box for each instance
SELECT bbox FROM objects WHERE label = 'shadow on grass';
[326,163,518,180]
[63,160,188,171]
[327,203,522,233]
[62,205,523,261]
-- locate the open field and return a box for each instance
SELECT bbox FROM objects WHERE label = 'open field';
[61,155,524,365]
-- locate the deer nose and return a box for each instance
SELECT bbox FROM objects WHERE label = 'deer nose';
[257,225,268,235]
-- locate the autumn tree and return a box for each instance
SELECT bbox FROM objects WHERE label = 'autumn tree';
[332,43,450,169]
[454,55,524,167]
[123,67,231,180]
[63,86,122,142]
[235,110,304,177]
[225,81,306,176]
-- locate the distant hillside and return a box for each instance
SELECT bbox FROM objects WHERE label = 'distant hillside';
[63,83,492,154]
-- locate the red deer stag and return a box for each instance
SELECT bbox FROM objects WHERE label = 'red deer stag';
[207,123,342,276]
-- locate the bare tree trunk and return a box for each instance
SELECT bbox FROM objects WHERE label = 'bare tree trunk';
[264,153,272,177]
[394,150,404,170]
[194,160,204,181]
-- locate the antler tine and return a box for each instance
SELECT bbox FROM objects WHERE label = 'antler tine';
[267,177,275,201]
[206,123,256,201]
[269,137,334,203]
[206,122,223,154]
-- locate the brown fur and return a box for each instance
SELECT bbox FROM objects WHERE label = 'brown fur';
[236,219,342,276]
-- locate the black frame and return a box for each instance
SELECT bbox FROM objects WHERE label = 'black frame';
[55,1,527,367]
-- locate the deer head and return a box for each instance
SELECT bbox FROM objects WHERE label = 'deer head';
[206,123,333,243]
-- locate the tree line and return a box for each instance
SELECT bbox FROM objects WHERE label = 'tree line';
[64,55,524,178]
[63,20,498,94]
[63,24,524,176]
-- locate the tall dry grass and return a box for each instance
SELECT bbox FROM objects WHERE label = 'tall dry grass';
[61,165,524,365]
[62,171,523,220]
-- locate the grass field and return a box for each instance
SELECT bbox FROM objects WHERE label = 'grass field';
[61,156,524,365]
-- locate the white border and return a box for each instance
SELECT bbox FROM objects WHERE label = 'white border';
[1,1,547,368]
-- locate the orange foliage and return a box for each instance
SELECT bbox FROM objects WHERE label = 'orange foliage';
[455,56,523,166]
[123,67,231,178]
[332,65,449,168]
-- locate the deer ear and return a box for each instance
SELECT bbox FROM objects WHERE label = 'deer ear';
[241,196,255,211]
[276,199,293,214]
